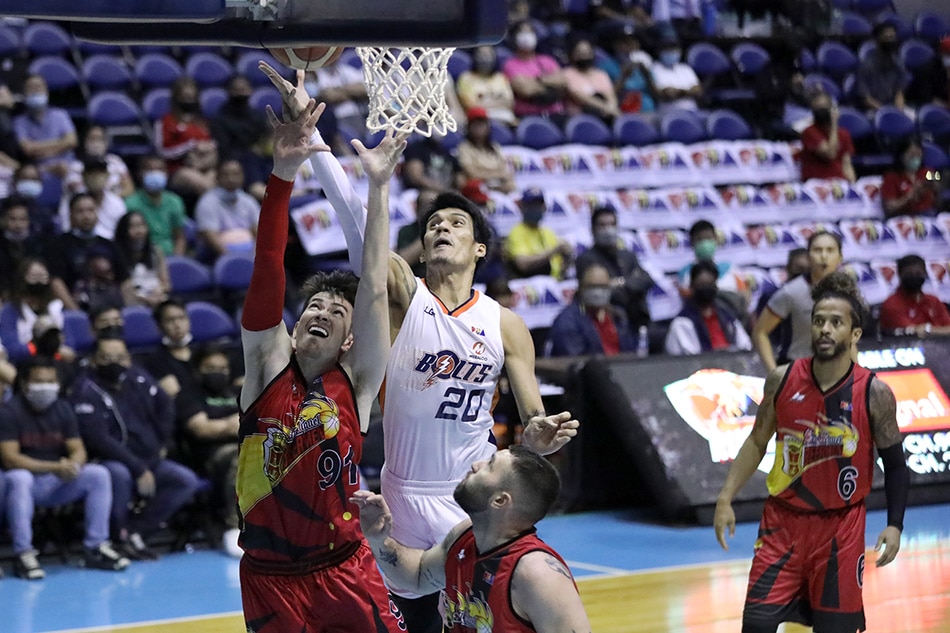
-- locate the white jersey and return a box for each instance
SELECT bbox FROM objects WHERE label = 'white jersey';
[382,280,504,484]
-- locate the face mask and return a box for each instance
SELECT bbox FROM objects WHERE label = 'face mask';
[220,189,239,205]
[522,207,544,226]
[573,57,595,70]
[813,108,832,126]
[582,287,612,308]
[903,156,922,171]
[25,281,49,296]
[162,333,193,349]
[474,58,495,73]
[900,274,927,294]
[4,228,29,242]
[692,285,718,305]
[96,362,126,384]
[72,227,96,240]
[34,330,61,356]
[177,100,199,114]
[515,31,537,52]
[129,237,147,252]
[593,227,618,249]
[25,93,48,109]
[25,382,59,411]
[879,40,897,53]
[142,171,167,192]
[660,50,681,67]
[229,95,250,108]
[85,140,107,157]
[693,238,717,261]
[200,371,231,393]
[97,325,124,340]
[15,180,43,199]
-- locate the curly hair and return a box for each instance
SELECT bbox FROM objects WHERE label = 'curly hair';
[811,270,867,330]
[300,270,359,311]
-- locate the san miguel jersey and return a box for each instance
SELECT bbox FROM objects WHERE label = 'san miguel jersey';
[383,280,504,483]
[441,527,575,632]
[236,358,365,565]
[767,358,875,512]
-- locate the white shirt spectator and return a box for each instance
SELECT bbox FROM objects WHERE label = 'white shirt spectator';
[651,61,701,113]
[58,190,127,240]
[195,186,260,253]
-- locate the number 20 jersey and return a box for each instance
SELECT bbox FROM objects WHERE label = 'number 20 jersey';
[383,280,504,483]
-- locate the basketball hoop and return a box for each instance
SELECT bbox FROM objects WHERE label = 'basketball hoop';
[356,47,457,138]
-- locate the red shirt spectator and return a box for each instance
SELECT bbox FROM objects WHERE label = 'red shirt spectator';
[881,140,938,218]
[800,124,854,181]
[879,254,950,337]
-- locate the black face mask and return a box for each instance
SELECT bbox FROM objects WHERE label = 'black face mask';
[573,58,595,70]
[229,95,249,108]
[96,362,126,384]
[96,325,124,340]
[879,40,897,53]
[692,285,718,306]
[25,281,50,296]
[900,274,927,294]
[200,371,231,394]
[177,101,200,114]
[34,330,61,356]
[813,108,832,126]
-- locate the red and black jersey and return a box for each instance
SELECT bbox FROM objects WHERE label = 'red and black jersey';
[767,358,875,512]
[236,357,365,570]
[440,527,575,632]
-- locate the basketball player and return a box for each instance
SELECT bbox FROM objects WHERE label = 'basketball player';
[236,97,407,631]
[260,62,579,631]
[351,445,592,632]
[714,271,908,633]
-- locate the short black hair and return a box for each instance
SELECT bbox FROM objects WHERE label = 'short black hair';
[892,136,921,168]
[807,230,842,254]
[507,445,561,525]
[300,270,359,311]
[153,298,186,324]
[690,259,719,284]
[897,254,926,273]
[68,191,95,212]
[417,191,493,264]
[192,343,231,371]
[88,302,123,324]
[811,270,867,330]
[590,204,616,229]
[1,195,30,216]
[17,354,59,387]
[688,219,715,240]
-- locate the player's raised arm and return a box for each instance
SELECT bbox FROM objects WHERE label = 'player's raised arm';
[342,130,407,429]
[240,100,330,410]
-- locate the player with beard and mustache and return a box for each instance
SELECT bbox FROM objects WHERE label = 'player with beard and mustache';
[352,445,591,632]
[714,271,908,633]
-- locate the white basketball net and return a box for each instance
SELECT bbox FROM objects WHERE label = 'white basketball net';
[356,47,457,137]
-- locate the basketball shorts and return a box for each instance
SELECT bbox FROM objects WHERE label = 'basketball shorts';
[743,498,867,633]
[381,465,468,599]
[240,541,405,632]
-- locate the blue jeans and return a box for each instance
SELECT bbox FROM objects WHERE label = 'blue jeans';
[103,459,200,536]
[4,464,112,553]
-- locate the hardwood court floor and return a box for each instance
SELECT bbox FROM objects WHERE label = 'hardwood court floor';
[3,504,947,633]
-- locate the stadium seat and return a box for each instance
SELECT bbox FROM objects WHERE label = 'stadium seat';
[128,44,173,58]
[899,38,936,71]
[186,301,237,343]
[803,73,841,100]
[879,13,914,40]
[27,56,82,93]
[62,310,96,354]
[0,24,22,58]
[874,105,916,151]
[840,73,858,104]
[686,42,732,78]
[141,88,171,122]
[249,85,283,113]
[185,51,233,88]
[857,39,877,62]
[38,172,63,213]
[489,119,515,146]
[234,50,289,86]
[565,114,612,146]
[852,0,894,18]
[447,49,472,80]
[922,140,950,170]
[730,42,770,76]
[87,91,153,155]
[706,109,752,140]
[122,305,162,351]
[799,47,817,73]
[135,53,183,89]
[837,106,873,141]
[816,41,859,79]
[840,13,873,37]
[200,87,228,117]
[613,113,660,146]
[82,55,134,93]
[76,40,123,58]
[515,116,565,149]
[213,252,254,292]
[660,109,706,144]
[22,22,72,57]
[914,11,950,43]
[838,106,891,172]
[918,104,950,146]
[166,255,214,299]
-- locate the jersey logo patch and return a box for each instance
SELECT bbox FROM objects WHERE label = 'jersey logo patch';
[415,349,494,390]
[440,587,493,633]
[790,390,806,402]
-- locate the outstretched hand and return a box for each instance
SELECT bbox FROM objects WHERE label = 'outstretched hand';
[522,411,579,455]
[267,99,331,181]
[351,128,408,184]
[259,61,312,121]
[349,490,392,543]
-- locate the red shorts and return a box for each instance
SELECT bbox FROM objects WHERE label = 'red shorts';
[240,541,406,632]
[743,498,867,633]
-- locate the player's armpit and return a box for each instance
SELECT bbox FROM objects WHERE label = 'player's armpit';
[868,377,902,449]
[388,252,417,314]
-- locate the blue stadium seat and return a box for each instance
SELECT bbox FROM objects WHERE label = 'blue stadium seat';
[613,113,660,146]
[840,13,873,37]
[122,305,162,351]
[918,104,950,146]
[27,56,81,92]
[565,114,612,146]
[816,41,859,79]
[803,73,842,100]
[660,109,707,144]
[447,49,472,80]
[0,24,22,58]
[837,106,873,142]
[914,11,950,43]
[799,47,817,73]
[852,0,894,18]
[135,53,183,89]
[186,301,237,343]
[87,91,142,126]
[922,140,950,170]
[515,116,565,149]
[166,254,214,299]
[841,73,858,104]
[128,44,173,58]
[857,39,877,62]
[62,309,96,354]
[185,51,233,88]
[706,109,752,140]
[213,252,254,292]
[489,119,515,146]
[730,42,770,76]
[874,105,916,151]
[200,87,228,117]
[82,55,134,93]
[685,42,731,78]
[76,40,123,58]
[23,22,72,57]
[141,88,171,122]
[249,85,283,114]
[899,38,936,71]
[235,50,289,86]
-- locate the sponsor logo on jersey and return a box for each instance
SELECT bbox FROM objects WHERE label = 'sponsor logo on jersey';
[790,390,806,402]
[415,349,495,390]
[260,395,341,483]
[440,587,493,632]
[471,325,485,336]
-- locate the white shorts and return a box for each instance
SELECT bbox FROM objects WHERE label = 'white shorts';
[380,465,468,598]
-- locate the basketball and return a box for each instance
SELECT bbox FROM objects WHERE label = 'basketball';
[269,46,344,71]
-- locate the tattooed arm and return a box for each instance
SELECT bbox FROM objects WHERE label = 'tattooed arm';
[868,376,907,567]
[350,490,468,593]
[510,551,592,633]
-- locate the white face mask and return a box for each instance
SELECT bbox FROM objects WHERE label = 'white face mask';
[162,333,193,348]
[581,287,612,308]
[25,382,59,411]
[515,31,537,52]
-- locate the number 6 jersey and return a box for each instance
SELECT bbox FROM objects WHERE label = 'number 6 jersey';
[383,280,504,484]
